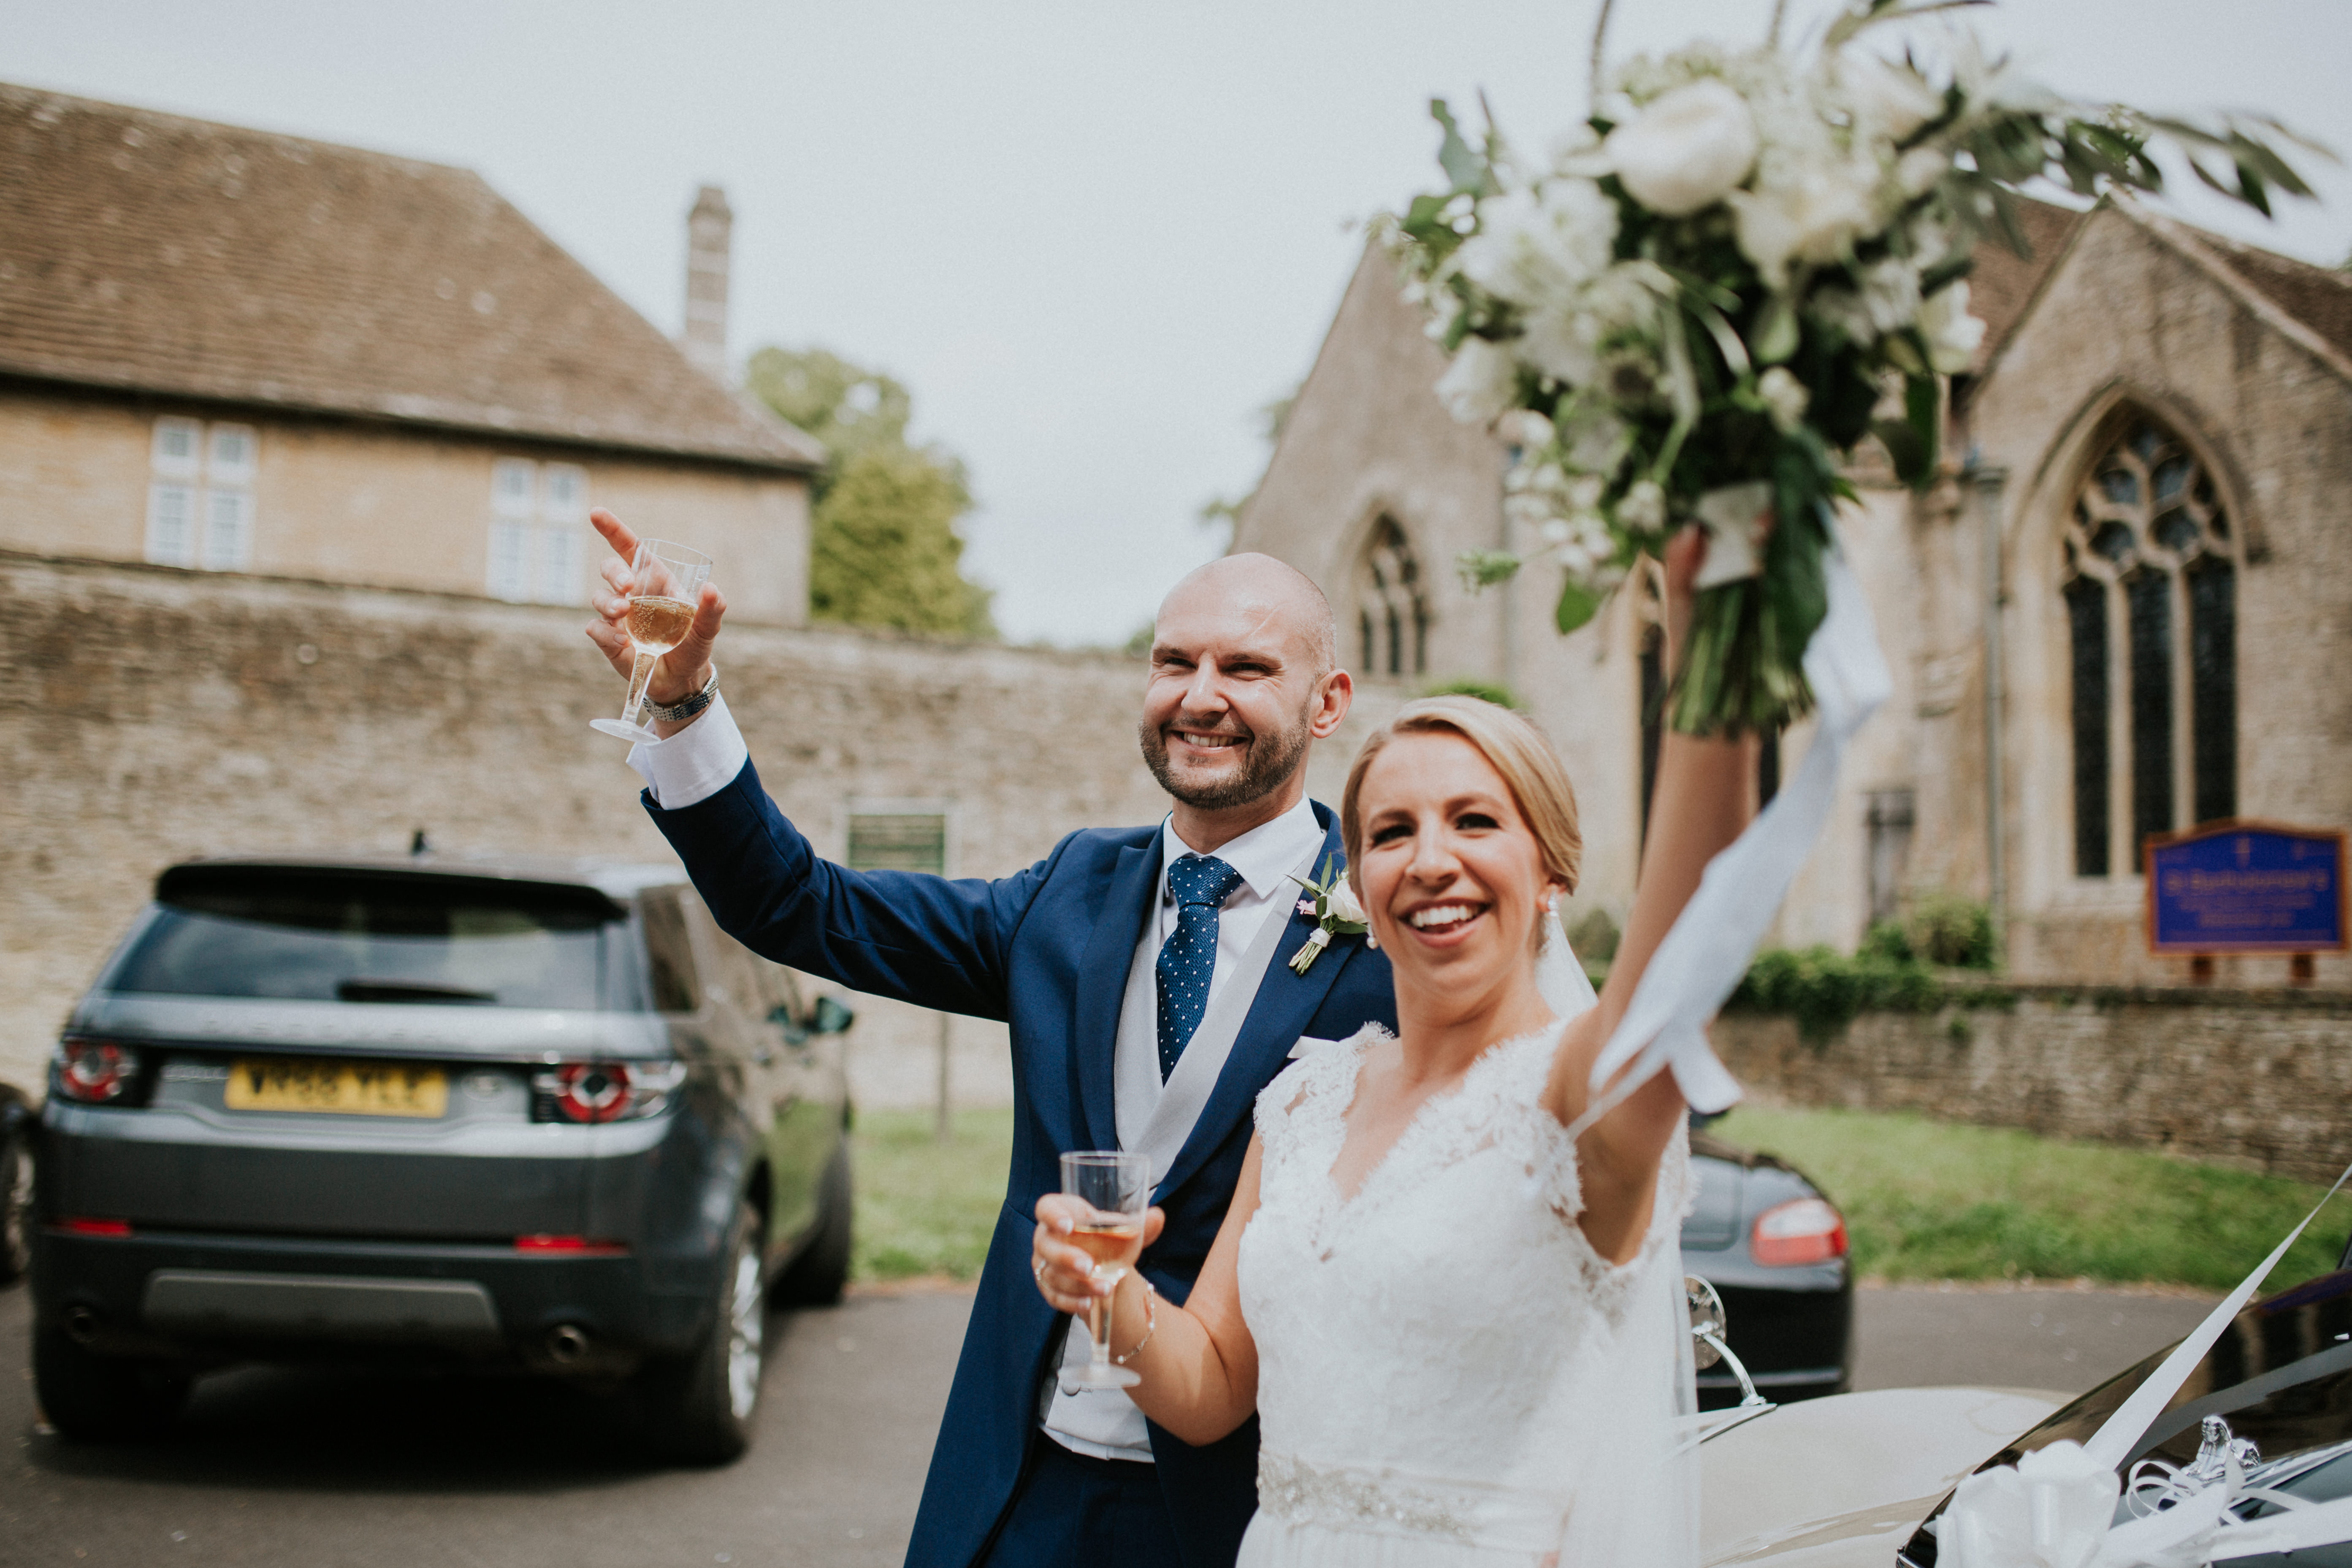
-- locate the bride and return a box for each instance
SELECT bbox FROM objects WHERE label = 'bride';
[1032,531,1756,1565]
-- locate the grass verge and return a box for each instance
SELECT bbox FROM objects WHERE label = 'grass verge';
[849,1103,2347,1294]
[853,1107,1015,1284]
[1712,1103,2347,1293]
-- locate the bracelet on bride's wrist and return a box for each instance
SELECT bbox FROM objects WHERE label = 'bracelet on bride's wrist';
[1114,1276,1157,1365]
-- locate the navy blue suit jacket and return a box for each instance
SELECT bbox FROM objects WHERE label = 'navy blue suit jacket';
[644,759,1396,1568]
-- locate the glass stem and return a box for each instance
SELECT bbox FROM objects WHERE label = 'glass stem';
[1089,1289,1114,1373]
[623,650,658,726]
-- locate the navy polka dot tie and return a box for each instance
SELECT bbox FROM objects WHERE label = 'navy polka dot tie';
[1156,854,1244,1081]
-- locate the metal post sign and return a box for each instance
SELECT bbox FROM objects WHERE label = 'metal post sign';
[2147,821,2347,955]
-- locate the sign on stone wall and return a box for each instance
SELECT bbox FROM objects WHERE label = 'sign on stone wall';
[2146,821,2346,954]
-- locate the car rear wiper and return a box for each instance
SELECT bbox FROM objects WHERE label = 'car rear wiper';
[335,981,499,1005]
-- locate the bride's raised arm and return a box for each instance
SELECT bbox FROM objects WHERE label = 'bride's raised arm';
[1030,1140,1264,1447]
[1545,524,1761,1264]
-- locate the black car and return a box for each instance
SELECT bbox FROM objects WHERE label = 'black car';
[31,853,854,1462]
[1681,1124,1854,1408]
[0,1076,32,1284]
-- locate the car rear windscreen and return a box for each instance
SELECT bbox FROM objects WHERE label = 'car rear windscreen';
[110,869,634,1009]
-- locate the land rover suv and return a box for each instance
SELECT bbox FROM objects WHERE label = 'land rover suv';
[31,854,854,1462]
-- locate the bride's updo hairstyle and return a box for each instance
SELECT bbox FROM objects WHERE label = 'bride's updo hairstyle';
[1340,695,1582,898]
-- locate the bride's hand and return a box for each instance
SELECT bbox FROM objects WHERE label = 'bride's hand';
[1032,1195,1165,1313]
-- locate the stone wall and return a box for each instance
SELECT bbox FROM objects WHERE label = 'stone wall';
[1715,989,2352,1185]
[0,550,1403,1101]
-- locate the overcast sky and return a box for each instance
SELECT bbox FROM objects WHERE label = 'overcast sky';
[8,1,2347,645]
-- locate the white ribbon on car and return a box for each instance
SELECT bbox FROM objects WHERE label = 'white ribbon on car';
[1938,1158,2352,1568]
[1573,535,1893,1125]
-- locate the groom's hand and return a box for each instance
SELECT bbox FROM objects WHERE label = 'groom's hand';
[1032,1196,1165,1314]
[584,508,727,710]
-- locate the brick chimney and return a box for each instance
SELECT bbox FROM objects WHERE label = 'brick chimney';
[682,184,732,380]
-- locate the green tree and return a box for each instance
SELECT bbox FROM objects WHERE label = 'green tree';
[745,346,995,638]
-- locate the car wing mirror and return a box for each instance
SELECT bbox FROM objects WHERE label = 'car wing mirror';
[810,996,855,1036]
[1685,1274,1768,1409]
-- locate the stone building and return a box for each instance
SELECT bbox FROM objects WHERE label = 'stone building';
[1237,201,2352,989]
[0,84,1411,1107]
[0,84,821,624]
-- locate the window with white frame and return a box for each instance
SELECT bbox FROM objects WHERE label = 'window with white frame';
[485,458,588,604]
[146,417,257,571]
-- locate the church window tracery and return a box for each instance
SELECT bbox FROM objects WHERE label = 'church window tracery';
[2061,416,2236,877]
[1356,515,1428,678]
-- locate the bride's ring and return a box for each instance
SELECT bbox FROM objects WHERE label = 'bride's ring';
[1032,1257,1047,1284]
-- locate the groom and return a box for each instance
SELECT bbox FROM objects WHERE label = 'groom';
[583,512,1396,1568]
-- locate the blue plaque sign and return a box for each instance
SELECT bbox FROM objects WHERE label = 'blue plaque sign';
[2147,822,2347,954]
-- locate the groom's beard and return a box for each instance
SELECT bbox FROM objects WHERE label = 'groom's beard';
[1139,707,1313,811]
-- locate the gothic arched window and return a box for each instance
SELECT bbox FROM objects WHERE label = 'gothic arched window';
[2062,417,2236,877]
[1356,516,1428,678]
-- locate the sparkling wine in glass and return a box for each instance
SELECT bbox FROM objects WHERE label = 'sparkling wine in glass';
[590,538,713,742]
[1059,1150,1150,1391]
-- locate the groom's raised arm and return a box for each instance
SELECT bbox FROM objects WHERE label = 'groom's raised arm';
[639,737,1062,1024]
[585,507,1057,1021]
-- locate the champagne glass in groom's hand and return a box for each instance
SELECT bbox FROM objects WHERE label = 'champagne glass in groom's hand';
[585,510,727,739]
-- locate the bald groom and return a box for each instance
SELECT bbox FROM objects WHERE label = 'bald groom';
[586,515,1398,1568]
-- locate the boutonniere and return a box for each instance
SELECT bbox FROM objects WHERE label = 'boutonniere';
[1287,854,1369,975]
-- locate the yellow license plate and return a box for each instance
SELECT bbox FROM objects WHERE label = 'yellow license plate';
[225,1058,448,1118]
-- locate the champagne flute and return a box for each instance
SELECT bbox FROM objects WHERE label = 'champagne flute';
[590,538,713,742]
[1059,1150,1150,1390]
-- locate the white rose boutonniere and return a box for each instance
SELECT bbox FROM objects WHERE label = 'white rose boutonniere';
[1288,856,1370,975]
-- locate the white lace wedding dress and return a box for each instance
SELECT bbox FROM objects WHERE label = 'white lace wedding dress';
[1235,1021,1698,1567]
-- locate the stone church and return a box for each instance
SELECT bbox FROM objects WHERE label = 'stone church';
[1236,200,2352,990]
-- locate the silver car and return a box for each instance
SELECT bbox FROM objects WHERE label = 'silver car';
[31,853,854,1463]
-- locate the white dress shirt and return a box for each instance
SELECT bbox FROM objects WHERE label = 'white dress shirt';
[626,699,1327,1464]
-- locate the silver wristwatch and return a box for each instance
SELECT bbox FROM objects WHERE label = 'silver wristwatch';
[641,666,719,724]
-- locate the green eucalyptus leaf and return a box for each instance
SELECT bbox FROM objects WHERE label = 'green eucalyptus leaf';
[1752,296,1800,365]
[1555,577,1604,635]
[1456,549,1525,591]
[1430,97,1489,197]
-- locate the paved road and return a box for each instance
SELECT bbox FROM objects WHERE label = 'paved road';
[0,1280,2219,1567]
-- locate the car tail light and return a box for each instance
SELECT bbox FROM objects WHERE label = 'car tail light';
[58,1217,133,1237]
[514,1235,629,1256]
[55,1037,144,1105]
[1752,1197,1847,1267]
[529,1060,686,1124]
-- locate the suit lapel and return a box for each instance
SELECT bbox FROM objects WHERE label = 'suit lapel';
[1073,839,1159,1153]
[1155,805,1358,1200]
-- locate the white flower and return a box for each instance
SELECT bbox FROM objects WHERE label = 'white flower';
[1604,78,1759,216]
[1729,160,1878,285]
[1328,876,1367,926]
[1495,408,1555,452]
[1921,280,1986,373]
[1837,53,1942,144]
[1858,257,1924,337]
[1454,179,1618,310]
[1434,336,1520,426]
[1897,146,1947,198]
[1618,479,1666,531]
[1559,405,1631,475]
[1757,366,1810,433]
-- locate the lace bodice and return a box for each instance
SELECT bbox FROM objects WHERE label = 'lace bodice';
[1236,1021,1694,1560]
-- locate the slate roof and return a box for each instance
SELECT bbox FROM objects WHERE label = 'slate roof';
[1962,198,2085,374]
[0,82,821,471]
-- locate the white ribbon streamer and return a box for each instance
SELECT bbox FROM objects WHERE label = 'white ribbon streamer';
[1585,543,1893,1113]
[1937,1158,2352,1568]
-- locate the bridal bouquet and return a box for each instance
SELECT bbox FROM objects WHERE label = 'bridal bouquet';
[1390,0,2315,736]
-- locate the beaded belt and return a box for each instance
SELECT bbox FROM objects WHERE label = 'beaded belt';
[1255,1451,1567,1551]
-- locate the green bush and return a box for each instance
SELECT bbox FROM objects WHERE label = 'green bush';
[1565,907,1621,963]
[1420,678,1519,709]
[1729,944,1940,1040]
[1905,890,2000,970]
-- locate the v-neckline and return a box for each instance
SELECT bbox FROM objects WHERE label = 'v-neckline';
[1319,1021,1561,1216]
